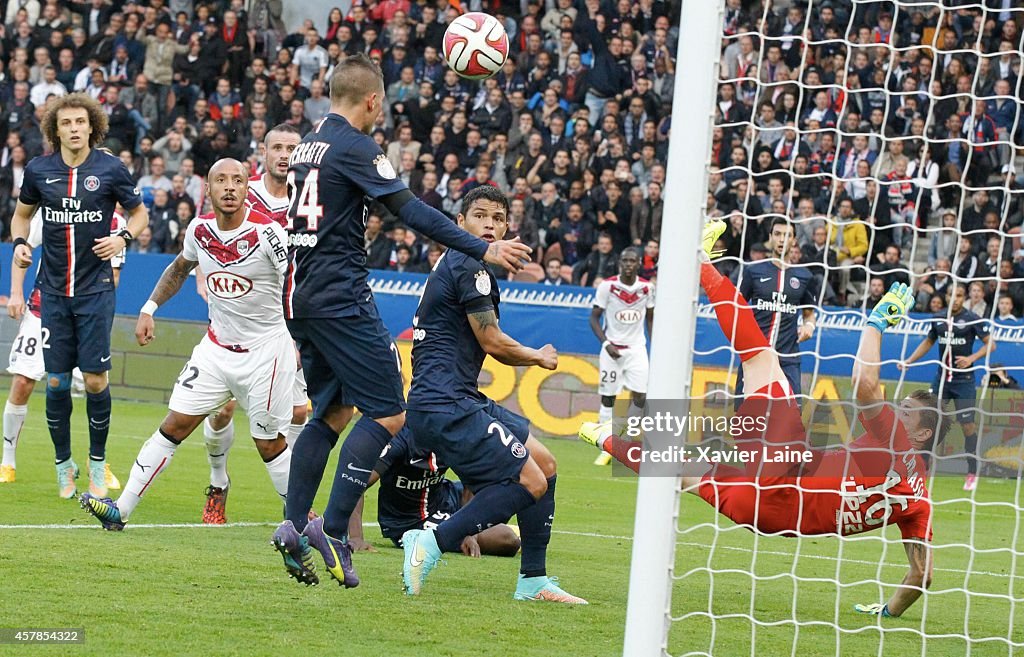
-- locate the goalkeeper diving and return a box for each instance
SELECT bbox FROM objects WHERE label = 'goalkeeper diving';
[580,220,936,617]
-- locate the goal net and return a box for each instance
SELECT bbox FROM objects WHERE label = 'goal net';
[627,1,1024,655]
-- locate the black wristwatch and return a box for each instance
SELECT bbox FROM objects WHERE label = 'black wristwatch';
[117,229,134,245]
[12,237,27,249]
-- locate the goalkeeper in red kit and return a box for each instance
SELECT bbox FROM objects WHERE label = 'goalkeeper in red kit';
[579,220,937,617]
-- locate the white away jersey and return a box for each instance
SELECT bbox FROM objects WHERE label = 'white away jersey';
[182,209,289,351]
[246,174,289,227]
[594,276,654,347]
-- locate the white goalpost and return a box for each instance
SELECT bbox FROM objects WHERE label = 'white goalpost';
[623,1,725,655]
[625,1,1024,656]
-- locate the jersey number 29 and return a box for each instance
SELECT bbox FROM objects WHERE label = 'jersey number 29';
[287,170,324,231]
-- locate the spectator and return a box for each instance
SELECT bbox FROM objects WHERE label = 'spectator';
[294,27,328,88]
[996,294,1018,322]
[965,281,988,317]
[29,64,66,106]
[129,225,156,253]
[138,22,190,115]
[542,258,567,286]
[152,129,191,176]
[952,235,979,281]
[365,214,391,270]
[630,180,663,245]
[547,200,594,267]
[148,188,178,252]
[930,209,959,267]
[870,244,911,289]
[303,78,330,124]
[639,238,659,280]
[138,155,173,207]
[573,232,618,287]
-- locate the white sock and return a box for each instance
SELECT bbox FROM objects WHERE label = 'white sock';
[118,431,178,520]
[264,446,291,502]
[2,401,27,468]
[204,417,234,489]
[598,404,614,424]
[286,422,305,449]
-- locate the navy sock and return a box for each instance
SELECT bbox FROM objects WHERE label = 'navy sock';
[517,475,556,578]
[323,416,393,538]
[46,387,73,464]
[435,481,536,553]
[285,419,338,531]
[964,433,979,475]
[86,388,112,461]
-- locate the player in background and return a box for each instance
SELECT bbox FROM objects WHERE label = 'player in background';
[197,124,308,524]
[1,209,128,485]
[580,221,935,617]
[900,283,994,491]
[346,426,522,557]
[80,159,296,535]
[9,93,147,499]
[733,216,819,404]
[589,247,654,466]
[271,54,529,588]
[401,186,586,604]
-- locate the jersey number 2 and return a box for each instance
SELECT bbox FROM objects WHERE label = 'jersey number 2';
[287,170,324,231]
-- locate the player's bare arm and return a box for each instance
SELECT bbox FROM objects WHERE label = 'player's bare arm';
[469,309,557,369]
[10,201,38,268]
[135,254,199,346]
[94,201,148,261]
[7,250,30,320]
[797,307,816,342]
[589,306,620,359]
[645,307,654,341]
[898,335,935,371]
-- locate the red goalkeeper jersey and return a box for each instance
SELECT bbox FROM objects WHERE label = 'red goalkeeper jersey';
[700,405,933,541]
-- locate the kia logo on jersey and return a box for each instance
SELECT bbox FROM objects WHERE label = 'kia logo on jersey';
[615,309,642,324]
[207,272,254,299]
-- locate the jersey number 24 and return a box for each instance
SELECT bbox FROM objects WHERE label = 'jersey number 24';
[287,170,324,231]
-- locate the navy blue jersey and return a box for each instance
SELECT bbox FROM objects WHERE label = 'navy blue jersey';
[407,249,500,410]
[736,261,819,361]
[927,309,990,382]
[283,113,488,319]
[374,428,452,538]
[19,150,142,297]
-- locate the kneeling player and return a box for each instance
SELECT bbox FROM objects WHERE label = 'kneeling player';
[580,221,935,618]
[81,159,294,530]
[348,427,521,557]
[2,210,127,487]
[401,186,586,603]
[589,247,654,465]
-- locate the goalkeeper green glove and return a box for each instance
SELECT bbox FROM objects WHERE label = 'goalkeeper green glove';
[854,603,893,617]
[866,282,915,333]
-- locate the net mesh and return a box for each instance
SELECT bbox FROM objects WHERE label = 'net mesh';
[664,1,1024,654]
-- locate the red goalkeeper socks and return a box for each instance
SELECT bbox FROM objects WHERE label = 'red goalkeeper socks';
[700,263,769,362]
[604,436,642,474]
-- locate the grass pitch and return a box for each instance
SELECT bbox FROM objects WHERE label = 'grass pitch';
[0,399,1020,657]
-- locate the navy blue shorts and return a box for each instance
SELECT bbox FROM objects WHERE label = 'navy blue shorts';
[931,378,977,425]
[40,289,115,374]
[407,398,531,494]
[287,307,404,420]
[734,359,802,410]
[385,480,465,548]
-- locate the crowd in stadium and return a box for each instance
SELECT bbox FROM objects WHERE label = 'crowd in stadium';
[714,0,1024,319]
[0,0,675,288]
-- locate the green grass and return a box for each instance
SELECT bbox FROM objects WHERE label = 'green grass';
[1,399,1021,656]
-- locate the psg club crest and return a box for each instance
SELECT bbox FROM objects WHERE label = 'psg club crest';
[789,276,800,290]
[84,175,100,192]
[510,441,527,458]
[373,153,397,180]
[474,269,491,295]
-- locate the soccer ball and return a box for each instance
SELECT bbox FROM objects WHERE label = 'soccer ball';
[442,12,510,81]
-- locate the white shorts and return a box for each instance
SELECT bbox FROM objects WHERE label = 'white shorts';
[169,331,296,440]
[292,360,308,408]
[7,312,46,381]
[598,344,649,396]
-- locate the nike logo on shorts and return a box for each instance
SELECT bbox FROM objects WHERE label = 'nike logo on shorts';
[347,463,372,473]
[100,355,112,363]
